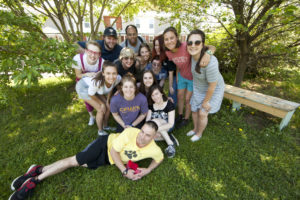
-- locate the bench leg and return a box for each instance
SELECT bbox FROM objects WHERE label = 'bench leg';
[231,101,241,112]
[279,110,296,131]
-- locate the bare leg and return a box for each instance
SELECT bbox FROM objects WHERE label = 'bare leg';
[184,90,193,120]
[37,156,79,181]
[195,110,208,137]
[192,111,198,132]
[159,131,173,146]
[177,89,185,116]
[98,95,110,127]
[85,97,106,131]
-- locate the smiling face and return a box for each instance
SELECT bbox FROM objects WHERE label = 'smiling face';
[126,26,138,46]
[164,31,177,51]
[154,40,160,55]
[103,66,118,86]
[151,88,163,104]
[143,72,154,88]
[104,36,117,51]
[122,80,136,100]
[136,124,156,147]
[187,34,203,57]
[86,44,101,64]
[121,57,134,69]
[140,47,150,62]
[152,59,162,73]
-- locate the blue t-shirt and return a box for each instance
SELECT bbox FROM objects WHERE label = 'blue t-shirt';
[110,93,148,125]
[77,40,122,62]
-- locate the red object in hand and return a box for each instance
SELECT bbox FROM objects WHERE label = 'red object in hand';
[127,160,141,174]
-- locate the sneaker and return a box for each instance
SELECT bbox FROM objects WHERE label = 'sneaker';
[165,145,176,158]
[11,165,42,191]
[191,135,202,142]
[103,126,116,132]
[169,134,179,147]
[9,178,38,200]
[88,116,95,126]
[98,130,108,136]
[186,130,195,137]
[177,119,189,129]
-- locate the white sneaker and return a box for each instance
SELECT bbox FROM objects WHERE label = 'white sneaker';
[88,117,95,126]
[98,130,108,136]
[191,135,202,142]
[186,130,195,136]
[103,126,117,132]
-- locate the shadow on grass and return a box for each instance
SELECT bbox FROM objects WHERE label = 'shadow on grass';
[0,79,298,199]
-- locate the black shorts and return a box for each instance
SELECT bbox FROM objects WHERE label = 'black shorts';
[76,135,110,169]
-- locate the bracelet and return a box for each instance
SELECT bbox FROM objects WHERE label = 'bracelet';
[206,50,213,55]
[122,168,128,176]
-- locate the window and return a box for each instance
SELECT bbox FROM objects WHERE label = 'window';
[110,18,117,29]
[84,18,90,28]
[135,19,140,29]
[149,19,154,29]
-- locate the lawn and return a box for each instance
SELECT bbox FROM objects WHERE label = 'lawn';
[0,77,299,200]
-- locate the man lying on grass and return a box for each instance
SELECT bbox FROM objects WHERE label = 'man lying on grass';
[9,121,163,200]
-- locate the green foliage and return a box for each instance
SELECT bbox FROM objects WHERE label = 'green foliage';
[0,11,77,87]
[0,77,298,199]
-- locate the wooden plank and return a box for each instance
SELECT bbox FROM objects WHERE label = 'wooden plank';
[225,85,300,111]
[224,93,288,118]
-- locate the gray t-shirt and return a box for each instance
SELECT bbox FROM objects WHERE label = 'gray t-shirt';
[120,36,146,54]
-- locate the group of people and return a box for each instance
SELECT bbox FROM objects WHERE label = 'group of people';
[9,25,225,200]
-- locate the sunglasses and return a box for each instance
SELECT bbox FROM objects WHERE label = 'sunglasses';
[187,40,202,46]
[86,49,101,55]
[123,57,134,61]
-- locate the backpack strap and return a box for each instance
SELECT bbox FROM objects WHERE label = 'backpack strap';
[79,53,86,73]
[138,36,144,44]
[98,57,102,71]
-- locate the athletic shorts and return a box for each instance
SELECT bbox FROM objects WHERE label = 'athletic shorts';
[76,135,110,169]
[177,72,193,92]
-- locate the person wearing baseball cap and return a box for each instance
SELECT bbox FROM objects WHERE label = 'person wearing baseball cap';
[77,27,122,62]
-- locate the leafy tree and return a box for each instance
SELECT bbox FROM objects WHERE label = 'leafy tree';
[156,0,300,86]
[0,10,77,86]
[2,0,154,42]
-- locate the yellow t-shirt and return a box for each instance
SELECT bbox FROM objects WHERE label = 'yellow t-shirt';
[107,127,164,164]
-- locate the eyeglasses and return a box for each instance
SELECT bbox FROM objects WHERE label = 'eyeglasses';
[123,57,134,61]
[187,40,202,46]
[86,49,101,56]
[152,62,161,67]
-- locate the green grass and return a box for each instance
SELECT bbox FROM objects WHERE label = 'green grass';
[0,77,299,200]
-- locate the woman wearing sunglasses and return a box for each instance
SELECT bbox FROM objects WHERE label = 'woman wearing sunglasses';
[114,47,137,77]
[186,29,225,142]
[72,41,105,126]
[163,27,216,128]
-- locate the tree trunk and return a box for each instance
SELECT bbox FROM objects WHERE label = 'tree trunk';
[234,34,250,87]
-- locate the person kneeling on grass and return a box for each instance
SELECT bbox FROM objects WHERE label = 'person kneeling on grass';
[146,85,179,158]
[76,60,121,136]
[9,121,163,200]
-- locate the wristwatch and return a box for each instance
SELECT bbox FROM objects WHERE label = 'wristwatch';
[206,50,213,55]
[122,168,128,176]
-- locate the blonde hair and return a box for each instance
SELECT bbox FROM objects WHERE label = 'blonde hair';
[119,47,135,60]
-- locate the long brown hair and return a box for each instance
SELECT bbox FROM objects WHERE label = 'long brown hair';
[187,29,208,74]
[92,60,117,87]
[139,70,157,97]
[163,27,181,51]
[148,84,168,105]
[152,35,166,62]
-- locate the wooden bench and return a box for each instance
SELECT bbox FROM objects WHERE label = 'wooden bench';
[224,84,300,130]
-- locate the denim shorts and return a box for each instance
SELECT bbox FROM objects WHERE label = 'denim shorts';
[76,79,91,100]
[177,72,193,91]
